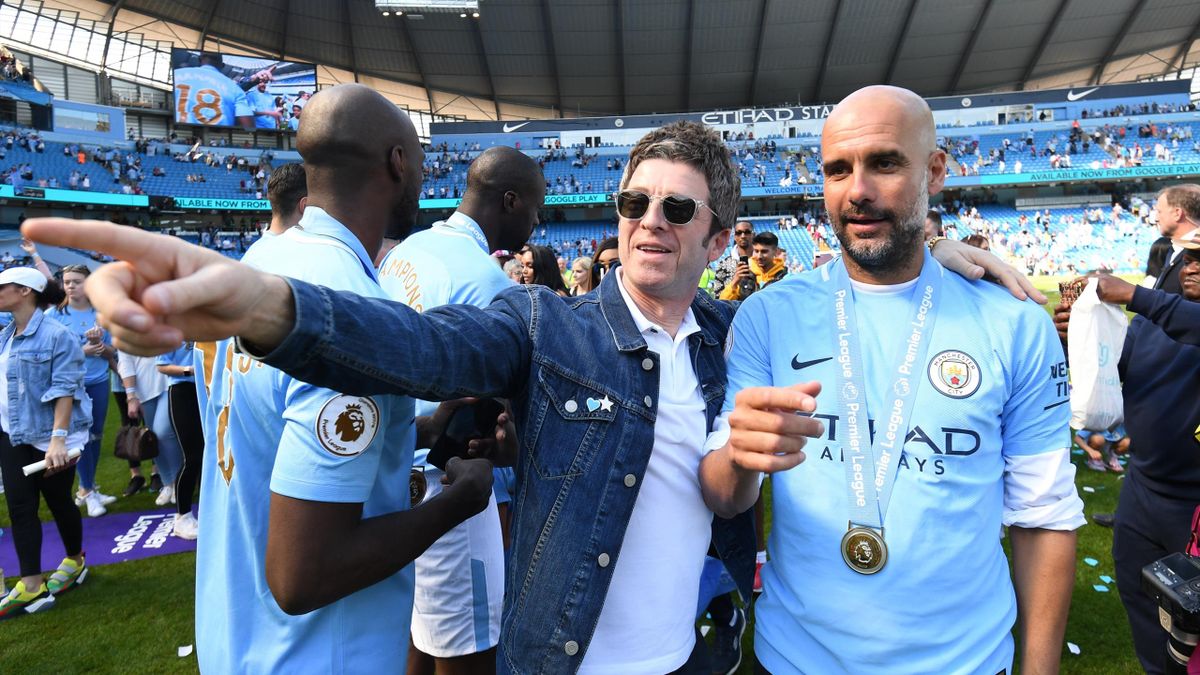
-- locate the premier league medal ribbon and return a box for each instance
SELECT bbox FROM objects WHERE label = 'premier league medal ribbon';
[830,251,942,575]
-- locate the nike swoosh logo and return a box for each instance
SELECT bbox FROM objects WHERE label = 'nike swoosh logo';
[502,122,530,133]
[1066,87,1099,102]
[791,355,832,370]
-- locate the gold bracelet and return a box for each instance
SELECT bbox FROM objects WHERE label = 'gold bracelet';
[926,236,948,253]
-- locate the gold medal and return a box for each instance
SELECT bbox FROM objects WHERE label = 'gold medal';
[841,526,888,575]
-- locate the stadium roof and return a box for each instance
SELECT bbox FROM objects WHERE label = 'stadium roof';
[96,0,1200,119]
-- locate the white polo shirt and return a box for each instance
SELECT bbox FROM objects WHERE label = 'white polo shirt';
[579,269,713,675]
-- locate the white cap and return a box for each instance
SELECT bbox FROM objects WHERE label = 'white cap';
[0,266,47,292]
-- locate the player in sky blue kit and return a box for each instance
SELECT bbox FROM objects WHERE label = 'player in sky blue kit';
[701,86,1084,674]
[378,146,542,674]
[173,53,252,128]
[188,85,493,673]
[245,79,282,130]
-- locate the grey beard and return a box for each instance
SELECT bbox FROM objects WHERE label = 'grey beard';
[835,215,925,273]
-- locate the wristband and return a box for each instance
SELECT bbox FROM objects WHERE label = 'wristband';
[51,428,68,438]
[125,387,137,396]
[926,236,948,253]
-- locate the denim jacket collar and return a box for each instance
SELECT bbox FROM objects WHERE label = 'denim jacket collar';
[596,266,724,353]
[1,307,47,342]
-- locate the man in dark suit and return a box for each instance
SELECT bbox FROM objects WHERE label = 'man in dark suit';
[1152,184,1200,294]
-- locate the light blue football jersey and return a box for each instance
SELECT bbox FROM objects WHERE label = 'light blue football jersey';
[377,210,512,455]
[155,343,195,386]
[173,65,251,126]
[245,87,279,129]
[194,207,416,673]
[44,305,111,385]
[724,256,1070,675]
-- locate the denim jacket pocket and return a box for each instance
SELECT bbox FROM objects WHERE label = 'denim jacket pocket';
[528,366,618,479]
[18,349,52,387]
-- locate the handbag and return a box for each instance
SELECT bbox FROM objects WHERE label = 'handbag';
[114,423,159,462]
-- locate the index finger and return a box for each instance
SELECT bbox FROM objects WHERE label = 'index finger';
[734,383,820,413]
[22,218,175,269]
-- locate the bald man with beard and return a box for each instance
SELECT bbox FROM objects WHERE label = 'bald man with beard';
[188,84,494,673]
[703,85,1083,674]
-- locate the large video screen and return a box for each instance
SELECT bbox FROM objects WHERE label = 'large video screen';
[171,49,316,131]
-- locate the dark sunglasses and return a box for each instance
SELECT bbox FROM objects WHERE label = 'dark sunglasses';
[734,229,753,236]
[614,190,718,227]
[595,259,619,269]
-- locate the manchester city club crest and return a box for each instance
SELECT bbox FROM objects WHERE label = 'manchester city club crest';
[315,394,381,456]
[927,350,981,399]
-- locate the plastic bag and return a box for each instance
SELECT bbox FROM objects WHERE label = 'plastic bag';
[1067,278,1128,431]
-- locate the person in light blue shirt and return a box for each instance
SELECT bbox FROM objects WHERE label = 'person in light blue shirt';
[245,80,281,130]
[188,85,492,673]
[44,264,116,517]
[701,86,1083,674]
[173,54,252,128]
[377,146,541,671]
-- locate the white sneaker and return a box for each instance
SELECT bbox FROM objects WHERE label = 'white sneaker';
[173,512,198,540]
[155,485,175,507]
[83,491,107,518]
[92,490,117,506]
[76,490,118,507]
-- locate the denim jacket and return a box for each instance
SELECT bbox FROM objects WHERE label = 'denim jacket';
[1,310,92,446]
[256,271,754,674]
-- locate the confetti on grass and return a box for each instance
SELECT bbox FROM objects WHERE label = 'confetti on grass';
[1067,642,1081,655]
[178,645,193,658]
[1084,557,1099,567]
[1100,575,1114,584]
[1093,584,1110,592]
[1083,486,1096,493]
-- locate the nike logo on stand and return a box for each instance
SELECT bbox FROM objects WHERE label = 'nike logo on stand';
[791,355,832,370]
[1066,87,1099,102]
[502,122,531,133]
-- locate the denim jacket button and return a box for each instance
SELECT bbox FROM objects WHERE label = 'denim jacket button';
[641,357,653,371]
[597,553,610,567]
[564,640,579,656]
[623,473,636,487]
[564,399,578,413]
[643,395,652,407]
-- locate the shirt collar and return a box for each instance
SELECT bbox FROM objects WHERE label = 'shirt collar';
[436,211,491,255]
[614,268,701,343]
[292,206,378,281]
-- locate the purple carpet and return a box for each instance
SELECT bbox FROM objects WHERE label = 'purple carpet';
[0,508,196,574]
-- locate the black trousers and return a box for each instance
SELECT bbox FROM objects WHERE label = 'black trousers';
[0,432,83,577]
[1113,468,1200,675]
[167,383,204,514]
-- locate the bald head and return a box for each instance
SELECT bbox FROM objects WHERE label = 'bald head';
[465,146,543,200]
[820,85,946,282]
[459,146,545,252]
[293,84,424,240]
[824,85,936,156]
[297,84,418,174]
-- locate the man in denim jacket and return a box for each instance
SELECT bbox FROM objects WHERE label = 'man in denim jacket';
[27,122,1042,674]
